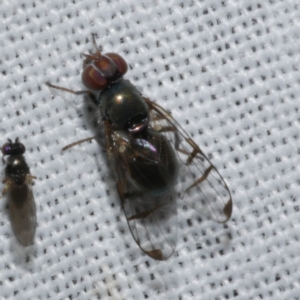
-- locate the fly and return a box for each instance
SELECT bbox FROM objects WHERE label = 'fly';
[46,34,232,260]
[2,138,36,246]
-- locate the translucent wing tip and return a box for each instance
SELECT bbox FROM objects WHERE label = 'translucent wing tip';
[15,230,35,246]
[222,197,233,223]
[145,249,166,261]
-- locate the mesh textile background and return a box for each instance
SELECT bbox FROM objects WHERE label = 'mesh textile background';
[0,0,300,299]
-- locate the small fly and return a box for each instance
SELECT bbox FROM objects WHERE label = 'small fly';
[2,138,36,246]
[47,34,232,260]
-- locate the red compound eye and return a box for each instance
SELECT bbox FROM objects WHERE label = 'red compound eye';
[81,53,128,91]
[105,53,128,76]
[81,64,108,90]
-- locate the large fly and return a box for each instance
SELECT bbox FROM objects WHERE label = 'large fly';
[46,34,232,260]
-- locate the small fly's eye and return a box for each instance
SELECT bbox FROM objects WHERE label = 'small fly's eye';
[2,139,26,156]
[82,53,128,91]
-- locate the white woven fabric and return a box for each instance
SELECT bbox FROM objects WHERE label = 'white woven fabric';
[0,0,299,299]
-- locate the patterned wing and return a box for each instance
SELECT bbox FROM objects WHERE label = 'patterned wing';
[119,181,177,261]
[145,98,232,223]
[104,121,177,260]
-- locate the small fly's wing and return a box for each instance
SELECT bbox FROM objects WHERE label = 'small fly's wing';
[7,178,36,246]
[145,98,232,223]
[105,125,177,260]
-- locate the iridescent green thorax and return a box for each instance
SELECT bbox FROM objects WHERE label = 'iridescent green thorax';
[99,80,149,131]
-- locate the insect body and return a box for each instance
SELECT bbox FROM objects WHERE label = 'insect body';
[47,35,232,260]
[2,138,36,246]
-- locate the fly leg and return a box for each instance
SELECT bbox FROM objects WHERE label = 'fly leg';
[62,136,97,151]
[25,175,37,185]
[47,81,103,151]
[176,138,204,165]
[1,178,11,197]
[46,82,98,106]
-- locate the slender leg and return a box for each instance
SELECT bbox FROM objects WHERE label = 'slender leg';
[46,82,91,96]
[1,178,10,197]
[26,175,37,185]
[46,82,98,106]
[62,136,96,151]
